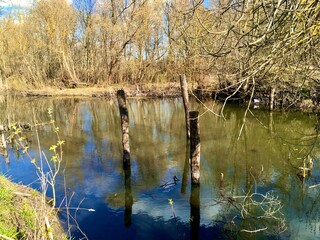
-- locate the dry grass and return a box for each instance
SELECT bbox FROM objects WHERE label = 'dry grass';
[1,81,184,98]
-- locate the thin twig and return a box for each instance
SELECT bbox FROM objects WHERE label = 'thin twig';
[241,227,268,233]
[0,234,15,240]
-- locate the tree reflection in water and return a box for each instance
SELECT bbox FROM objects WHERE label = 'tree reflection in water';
[1,97,320,239]
[124,166,133,228]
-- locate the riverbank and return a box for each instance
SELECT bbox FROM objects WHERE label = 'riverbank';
[1,82,318,112]
[4,82,183,98]
[0,175,66,239]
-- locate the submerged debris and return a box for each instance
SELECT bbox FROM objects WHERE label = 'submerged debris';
[0,123,32,132]
[160,176,180,188]
[297,155,314,181]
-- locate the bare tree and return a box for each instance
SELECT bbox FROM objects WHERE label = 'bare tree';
[0,0,318,98]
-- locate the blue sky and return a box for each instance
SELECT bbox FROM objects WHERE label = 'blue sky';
[0,0,32,15]
[0,0,33,8]
[0,0,71,15]
[1,0,211,16]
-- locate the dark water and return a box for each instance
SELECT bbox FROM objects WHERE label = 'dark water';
[1,96,320,240]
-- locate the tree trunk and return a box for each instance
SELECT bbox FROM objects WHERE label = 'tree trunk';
[180,74,190,139]
[270,86,276,111]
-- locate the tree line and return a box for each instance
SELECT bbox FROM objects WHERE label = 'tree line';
[0,0,319,99]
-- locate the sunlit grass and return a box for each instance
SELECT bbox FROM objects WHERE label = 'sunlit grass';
[0,222,17,239]
[0,175,18,238]
[0,175,65,239]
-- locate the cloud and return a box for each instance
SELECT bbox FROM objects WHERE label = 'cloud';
[0,0,73,17]
[0,0,33,8]
[133,197,222,226]
[0,0,73,8]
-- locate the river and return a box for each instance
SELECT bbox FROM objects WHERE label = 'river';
[0,96,320,240]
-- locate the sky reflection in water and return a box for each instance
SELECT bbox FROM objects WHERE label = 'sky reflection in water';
[1,97,320,240]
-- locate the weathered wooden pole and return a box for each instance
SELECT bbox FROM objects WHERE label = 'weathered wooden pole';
[117,89,130,168]
[189,111,200,184]
[180,75,190,139]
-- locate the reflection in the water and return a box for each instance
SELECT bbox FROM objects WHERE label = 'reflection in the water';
[124,166,133,228]
[181,142,189,195]
[0,97,320,239]
[190,184,200,240]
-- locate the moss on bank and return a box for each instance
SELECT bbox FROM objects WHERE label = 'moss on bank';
[0,175,66,239]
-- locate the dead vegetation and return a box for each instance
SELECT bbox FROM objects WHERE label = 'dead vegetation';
[0,175,66,240]
[0,0,318,106]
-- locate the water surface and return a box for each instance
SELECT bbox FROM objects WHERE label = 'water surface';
[1,96,320,240]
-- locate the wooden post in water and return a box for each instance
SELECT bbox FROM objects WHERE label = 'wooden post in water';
[117,89,130,168]
[189,111,200,184]
[180,75,190,139]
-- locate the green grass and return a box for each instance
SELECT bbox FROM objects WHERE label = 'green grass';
[0,176,38,239]
[0,176,17,239]
[0,222,18,239]
[0,175,66,239]
[21,200,36,229]
[0,180,13,203]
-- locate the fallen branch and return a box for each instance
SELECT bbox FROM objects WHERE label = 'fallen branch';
[309,183,320,189]
[241,227,268,233]
[13,191,32,197]
[0,234,15,240]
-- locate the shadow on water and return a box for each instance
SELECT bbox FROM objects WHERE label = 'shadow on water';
[124,165,133,228]
[1,97,320,239]
[181,141,189,195]
[190,184,200,240]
